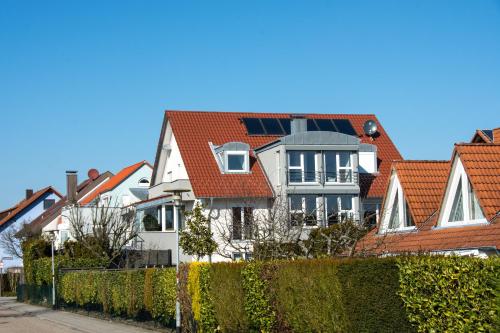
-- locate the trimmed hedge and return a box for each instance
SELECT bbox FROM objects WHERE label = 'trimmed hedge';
[59,268,176,325]
[181,256,499,333]
[398,256,499,332]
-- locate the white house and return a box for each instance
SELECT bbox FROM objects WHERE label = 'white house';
[135,110,402,263]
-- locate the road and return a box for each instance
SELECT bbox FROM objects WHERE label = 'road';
[0,297,165,333]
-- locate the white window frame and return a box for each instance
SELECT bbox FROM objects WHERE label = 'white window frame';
[231,206,254,241]
[325,195,356,223]
[380,174,416,233]
[324,151,355,184]
[438,157,487,227]
[289,195,319,226]
[287,151,318,184]
[225,151,249,173]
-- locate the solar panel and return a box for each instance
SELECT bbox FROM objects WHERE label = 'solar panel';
[307,119,319,131]
[315,119,337,132]
[261,118,285,135]
[332,119,357,136]
[242,118,265,135]
[279,119,291,134]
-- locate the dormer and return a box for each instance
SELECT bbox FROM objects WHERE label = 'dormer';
[211,141,251,174]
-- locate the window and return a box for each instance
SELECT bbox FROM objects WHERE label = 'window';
[225,152,249,173]
[43,199,55,210]
[325,195,354,225]
[440,158,486,226]
[289,195,317,226]
[324,151,354,183]
[232,207,253,240]
[165,206,174,230]
[142,206,162,231]
[287,151,317,183]
[381,175,415,232]
[232,252,253,261]
[138,178,150,187]
[60,230,69,244]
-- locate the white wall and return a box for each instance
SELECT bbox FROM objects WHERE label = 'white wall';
[161,133,189,183]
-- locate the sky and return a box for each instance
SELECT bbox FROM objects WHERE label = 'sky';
[0,0,499,208]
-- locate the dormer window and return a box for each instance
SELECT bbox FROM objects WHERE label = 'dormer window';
[226,151,248,172]
[439,157,486,227]
[380,174,415,233]
[210,141,251,174]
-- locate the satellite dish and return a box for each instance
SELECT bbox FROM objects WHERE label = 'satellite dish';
[363,120,378,136]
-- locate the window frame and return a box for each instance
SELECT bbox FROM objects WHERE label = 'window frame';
[289,194,319,226]
[225,151,249,173]
[439,157,487,227]
[380,174,416,233]
[231,206,254,241]
[324,151,355,184]
[287,151,318,184]
[325,194,356,225]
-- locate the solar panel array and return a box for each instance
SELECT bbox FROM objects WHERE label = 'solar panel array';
[242,117,357,136]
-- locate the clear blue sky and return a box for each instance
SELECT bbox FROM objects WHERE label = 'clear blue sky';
[1,1,499,208]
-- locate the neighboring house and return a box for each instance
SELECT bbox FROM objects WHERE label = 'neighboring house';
[357,128,500,257]
[136,110,402,263]
[0,187,62,268]
[56,161,153,244]
[29,169,113,246]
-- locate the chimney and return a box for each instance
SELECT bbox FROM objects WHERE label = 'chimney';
[66,171,78,204]
[493,128,500,144]
[25,189,34,200]
[290,115,307,134]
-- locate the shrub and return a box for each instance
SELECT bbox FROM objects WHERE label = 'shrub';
[337,258,414,333]
[59,268,176,324]
[209,262,248,332]
[199,264,218,332]
[398,256,499,333]
[241,261,275,332]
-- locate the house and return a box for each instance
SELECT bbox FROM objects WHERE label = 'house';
[0,187,62,268]
[357,128,500,258]
[55,161,153,245]
[28,169,113,246]
[136,110,402,263]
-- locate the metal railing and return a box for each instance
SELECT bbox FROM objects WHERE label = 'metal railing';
[286,170,358,185]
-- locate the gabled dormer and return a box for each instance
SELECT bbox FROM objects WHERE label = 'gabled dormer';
[437,153,486,227]
[379,172,415,232]
[210,141,251,174]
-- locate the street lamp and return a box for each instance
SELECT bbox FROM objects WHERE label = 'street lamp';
[47,231,56,308]
[172,191,183,333]
[0,256,13,297]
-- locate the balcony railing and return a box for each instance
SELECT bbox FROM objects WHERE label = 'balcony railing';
[286,170,358,185]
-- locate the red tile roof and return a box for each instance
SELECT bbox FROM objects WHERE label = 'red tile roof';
[80,161,152,205]
[357,143,500,255]
[455,144,500,221]
[357,219,500,255]
[392,160,450,226]
[159,110,402,198]
[0,187,62,227]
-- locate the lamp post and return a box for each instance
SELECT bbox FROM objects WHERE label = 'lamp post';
[48,231,56,308]
[172,191,182,333]
[0,256,13,297]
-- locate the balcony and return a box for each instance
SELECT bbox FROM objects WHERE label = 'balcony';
[286,170,358,185]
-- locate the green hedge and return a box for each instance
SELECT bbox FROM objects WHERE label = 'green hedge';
[181,256,499,333]
[59,268,176,324]
[398,256,499,332]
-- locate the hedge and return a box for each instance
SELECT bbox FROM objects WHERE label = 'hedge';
[398,256,499,333]
[180,256,499,333]
[59,268,176,325]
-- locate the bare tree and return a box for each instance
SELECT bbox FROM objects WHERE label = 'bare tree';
[0,222,40,259]
[65,197,139,266]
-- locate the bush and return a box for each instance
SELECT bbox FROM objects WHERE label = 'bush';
[209,262,248,332]
[398,256,499,333]
[269,259,347,333]
[337,258,414,333]
[59,268,176,324]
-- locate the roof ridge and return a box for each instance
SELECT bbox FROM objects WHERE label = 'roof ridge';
[395,160,449,163]
[165,110,377,117]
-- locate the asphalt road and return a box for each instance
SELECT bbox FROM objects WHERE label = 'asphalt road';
[0,297,162,333]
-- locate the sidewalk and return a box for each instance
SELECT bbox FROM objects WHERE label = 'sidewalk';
[0,297,166,333]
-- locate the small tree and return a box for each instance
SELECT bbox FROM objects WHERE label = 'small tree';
[179,202,217,261]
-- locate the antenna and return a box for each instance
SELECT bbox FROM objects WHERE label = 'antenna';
[363,120,378,136]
